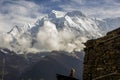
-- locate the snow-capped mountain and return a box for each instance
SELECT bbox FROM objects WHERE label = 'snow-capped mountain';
[95,17,120,34]
[0,10,103,53]
[103,17,120,31]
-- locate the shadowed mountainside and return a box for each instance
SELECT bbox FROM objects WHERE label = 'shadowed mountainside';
[0,49,84,80]
[0,49,29,80]
[20,51,84,80]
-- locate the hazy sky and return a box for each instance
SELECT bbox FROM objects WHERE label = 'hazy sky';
[0,0,120,32]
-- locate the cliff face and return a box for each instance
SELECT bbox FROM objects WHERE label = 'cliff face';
[83,28,120,80]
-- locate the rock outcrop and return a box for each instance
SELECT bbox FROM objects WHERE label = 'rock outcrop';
[83,27,120,80]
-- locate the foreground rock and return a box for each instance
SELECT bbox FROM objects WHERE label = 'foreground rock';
[83,27,120,80]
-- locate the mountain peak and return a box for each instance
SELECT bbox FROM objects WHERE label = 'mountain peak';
[7,25,22,36]
[66,11,86,17]
[48,10,66,18]
[48,10,86,19]
[7,24,31,37]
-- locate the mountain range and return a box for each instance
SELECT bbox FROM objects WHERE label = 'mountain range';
[0,10,103,53]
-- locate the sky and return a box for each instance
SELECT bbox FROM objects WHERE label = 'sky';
[0,0,120,33]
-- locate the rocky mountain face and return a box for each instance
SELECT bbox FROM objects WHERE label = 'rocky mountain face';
[83,27,120,80]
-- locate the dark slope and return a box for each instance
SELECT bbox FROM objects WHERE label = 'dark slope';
[20,51,84,80]
[0,49,84,80]
[0,48,29,80]
[83,27,120,80]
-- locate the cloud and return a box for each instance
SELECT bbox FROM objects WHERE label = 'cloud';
[51,0,61,2]
[0,0,46,33]
[0,19,86,53]
[59,0,120,18]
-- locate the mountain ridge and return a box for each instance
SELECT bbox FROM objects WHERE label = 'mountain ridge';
[0,10,103,53]
[1,10,120,54]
